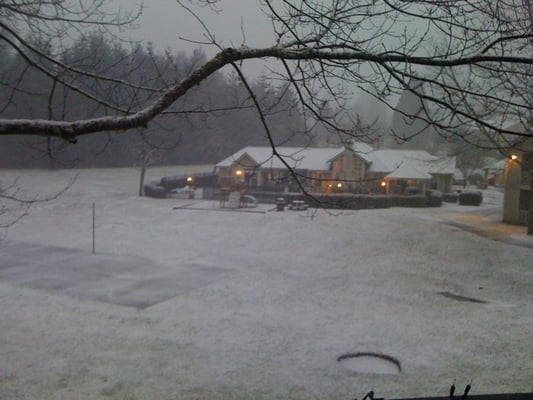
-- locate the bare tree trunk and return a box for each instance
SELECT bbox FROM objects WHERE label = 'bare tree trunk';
[139,167,146,197]
[138,142,156,197]
[524,152,533,235]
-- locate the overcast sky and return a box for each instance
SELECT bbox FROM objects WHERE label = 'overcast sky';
[117,1,275,77]
[114,1,402,119]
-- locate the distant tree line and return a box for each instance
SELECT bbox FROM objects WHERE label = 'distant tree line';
[0,33,316,168]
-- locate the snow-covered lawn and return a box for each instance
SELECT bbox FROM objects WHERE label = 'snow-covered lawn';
[0,167,531,400]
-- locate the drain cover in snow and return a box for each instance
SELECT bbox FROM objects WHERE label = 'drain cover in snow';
[338,352,401,375]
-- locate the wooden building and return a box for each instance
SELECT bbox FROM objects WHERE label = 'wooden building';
[215,144,456,195]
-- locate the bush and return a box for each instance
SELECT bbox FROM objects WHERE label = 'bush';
[301,194,396,209]
[458,190,483,206]
[443,192,458,203]
[405,187,424,195]
[143,184,167,198]
[426,190,443,207]
[390,195,427,207]
[246,192,445,209]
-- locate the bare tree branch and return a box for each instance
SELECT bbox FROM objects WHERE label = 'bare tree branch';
[0,0,531,148]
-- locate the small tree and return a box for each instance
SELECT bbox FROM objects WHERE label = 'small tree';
[0,178,74,239]
[450,136,497,187]
[137,134,159,197]
[0,180,31,238]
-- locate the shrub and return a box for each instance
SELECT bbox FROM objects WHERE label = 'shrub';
[143,184,167,198]
[246,192,445,209]
[390,195,427,207]
[458,190,483,206]
[443,192,458,203]
[405,187,424,195]
[426,190,443,207]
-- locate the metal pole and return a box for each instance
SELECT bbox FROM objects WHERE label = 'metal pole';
[92,202,95,254]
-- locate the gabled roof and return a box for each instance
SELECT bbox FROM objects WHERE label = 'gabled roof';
[216,145,456,180]
[351,142,375,162]
[482,157,506,170]
[215,146,345,171]
[385,162,432,180]
[320,142,375,166]
[367,149,456,179]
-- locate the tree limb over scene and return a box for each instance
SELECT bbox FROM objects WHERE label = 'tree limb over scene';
[0,0,531,148]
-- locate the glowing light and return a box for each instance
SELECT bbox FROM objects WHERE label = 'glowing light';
[235,169,243,176]
[381,181,387,187]
[186,176,193,183]
[337,182,343,188]
[511,154,518,160]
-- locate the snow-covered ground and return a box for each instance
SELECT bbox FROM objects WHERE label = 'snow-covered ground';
[0,167,532,400]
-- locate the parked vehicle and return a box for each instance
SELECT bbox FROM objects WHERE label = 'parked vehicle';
[288,200,308,210]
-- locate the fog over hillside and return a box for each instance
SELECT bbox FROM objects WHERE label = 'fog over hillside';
[383,79,446,152]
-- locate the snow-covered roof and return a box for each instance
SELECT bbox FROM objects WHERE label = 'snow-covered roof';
[216,145,455,179]
[367,149,456,179]
[215,146,345,171]
[491,159,506,170]
[350,142,375,162]
[483,158,506,170]
[385,162,432,180]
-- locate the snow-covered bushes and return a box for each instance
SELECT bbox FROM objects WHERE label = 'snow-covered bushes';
[143,183,167,198]
[443,192,458,203]
[458,190,483,206]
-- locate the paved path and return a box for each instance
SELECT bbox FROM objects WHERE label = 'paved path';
[0,242,229,309]
[441,208,533,249]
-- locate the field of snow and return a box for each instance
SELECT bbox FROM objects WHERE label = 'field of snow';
[0,166,532,400]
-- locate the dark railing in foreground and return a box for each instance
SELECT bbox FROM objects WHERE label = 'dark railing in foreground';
[379,395,530,400]
[353,391,531,400]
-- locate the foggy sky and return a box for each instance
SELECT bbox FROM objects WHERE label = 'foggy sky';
[116,1,275,77]
[112,1,423,125]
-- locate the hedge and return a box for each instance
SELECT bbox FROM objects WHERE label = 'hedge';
[248,192,442,209]
[143,183,167,198]
[443,192,458,203]
[458,190,483,206]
